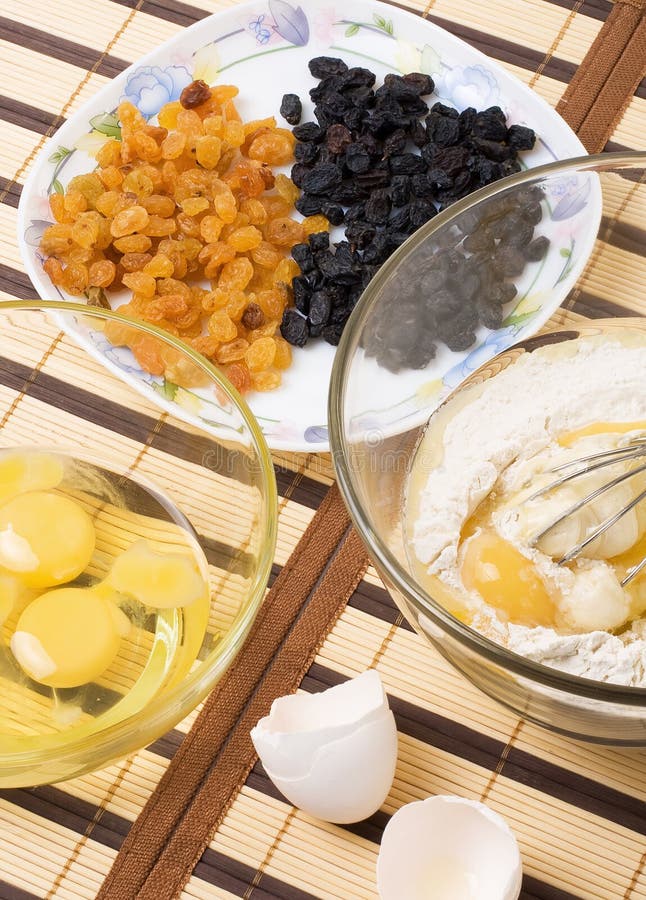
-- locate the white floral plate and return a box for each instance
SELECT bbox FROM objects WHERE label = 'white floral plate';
[18,0,595,452]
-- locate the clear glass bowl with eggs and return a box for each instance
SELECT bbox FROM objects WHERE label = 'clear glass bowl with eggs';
[0,301,276,787]
[329,152,646,745]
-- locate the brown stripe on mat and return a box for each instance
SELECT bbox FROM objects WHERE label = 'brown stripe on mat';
[109,0,210,26]
[0,882,41,900]
[304,665,646,834]
[0,16,130,79]
[0,177,21,209]
[424,13,577,84]
[97,485,360,899]
[0,96,62,136]
[0,266,38,300]
[0,355,329,512]
[557,0,646,151]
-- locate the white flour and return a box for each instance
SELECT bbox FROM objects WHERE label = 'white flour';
[411,335,646,687]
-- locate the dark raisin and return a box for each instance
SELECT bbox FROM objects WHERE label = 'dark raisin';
[383,129,408,157]
[308,232,330,252]
[345,143,373,173]
[462,229,495,253]
[507,124,536,151]
[391,175,411,207]
[302,163,343,194]
[476,300,504,330]
[290,164,310,189]
[309,56,348,79]
[472,112,508,142]
[409,120,428,148]
[322,323,345,346]
[280,93,302,125]
[291,242,316,273]
[345,221,375,248]
[179,80,211,109]
[426,116,460,147]
[340,66,377,89]
[521,201,542,225]
[294,142,319,165]
[431,145,470,176]
[292,276,312,314]
[320,201,345,226]
[525,235,550,261]
[292,122,324,142]
[295,194,324,217]
[308,291,332,328]
[345,202,366,222]
[365,189,391,225]
[326,123,353,155]
[241,302,264,330]
[505,221,535,248]
[389,153,426,175]
[494,246,526,277]
[409,198,437,231]
[330,182,361,205]
[410,173,436,198]
[281,309,310,347]
[403,72,434,95]
[388,206,411,231]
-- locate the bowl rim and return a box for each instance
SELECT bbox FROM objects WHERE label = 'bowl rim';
[0,300,277,772]
[329,150,646,704]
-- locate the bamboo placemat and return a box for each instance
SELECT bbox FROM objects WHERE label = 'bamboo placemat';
[1,0,646,898]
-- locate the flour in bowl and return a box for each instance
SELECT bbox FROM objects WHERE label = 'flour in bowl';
[406,331,646,687]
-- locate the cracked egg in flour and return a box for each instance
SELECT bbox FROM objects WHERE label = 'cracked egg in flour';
[405,329,646,687]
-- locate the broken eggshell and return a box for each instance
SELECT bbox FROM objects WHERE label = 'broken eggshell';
[251,669,397,823]
[377,795,522,900]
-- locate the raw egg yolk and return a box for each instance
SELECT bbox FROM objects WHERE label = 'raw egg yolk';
[0,451,64,504]
[11,587,122,688]
[0,491,95,588]
[107,540,206,609]
[461,530,557,628]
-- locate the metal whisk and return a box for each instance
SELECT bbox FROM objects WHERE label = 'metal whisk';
[526,437,646,585]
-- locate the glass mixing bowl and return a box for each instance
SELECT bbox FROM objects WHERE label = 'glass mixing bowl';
[329,152,646,745]
[0,301,276,786]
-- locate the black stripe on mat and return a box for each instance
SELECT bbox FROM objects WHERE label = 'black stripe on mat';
[0,784,580,900]
[304,664,646,835]
[0,265,38,300]
[0,17,129,79]
[0,95,62,137]
[0,177,21,210]
[0,355,325,508]
[0,882,41,900]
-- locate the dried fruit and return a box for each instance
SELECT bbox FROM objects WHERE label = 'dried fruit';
[180,80,212,109]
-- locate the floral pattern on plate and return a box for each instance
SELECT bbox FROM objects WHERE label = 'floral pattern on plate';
[19,0,594,452]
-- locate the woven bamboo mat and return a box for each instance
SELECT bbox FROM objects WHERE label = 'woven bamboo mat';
[1,0,646,898]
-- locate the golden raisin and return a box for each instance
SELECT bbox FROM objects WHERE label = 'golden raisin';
[200,215,224,243]
[302,214,330,237]
[88,259,116,288]
[111,206,149,237]
[245,336,276,372]
[217,338,249,364]
[223,362,251,394]
[195,135,222,169]
[273,338,292,370]
[122,271,156,297]
[161,131,187,160]
[144,254,175,278]
[251,370,281,392]
[208,311,237,342]
[265,217,303,247]
[226,225,262,252]
[113,234,152,253]
[121,252,152,272]
[218,257,254,290]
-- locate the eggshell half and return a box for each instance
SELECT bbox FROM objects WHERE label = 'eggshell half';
[377,795,522,900]
[251,669,390,779]
[260,709,398,823]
